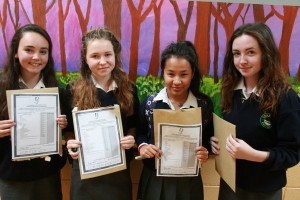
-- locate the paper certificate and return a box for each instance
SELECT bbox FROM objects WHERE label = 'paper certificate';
[157,123,202,177]
[6,88,61,161]
[72,105,126,179]
[213,113,236,192]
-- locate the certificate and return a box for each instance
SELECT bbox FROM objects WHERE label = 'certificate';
[153,107,202,177]
[213,113,236,192]
[6,88,61,161]
[72,105,126,179]
[157,123,202,177]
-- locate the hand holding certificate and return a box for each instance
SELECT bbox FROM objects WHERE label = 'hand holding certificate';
[72,105,126,179]
[6,87,62,161]
[153,107,202,177]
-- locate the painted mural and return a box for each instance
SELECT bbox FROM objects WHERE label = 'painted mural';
[0,0,299,111]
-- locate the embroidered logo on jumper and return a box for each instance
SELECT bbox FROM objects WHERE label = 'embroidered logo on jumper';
[260,113,272,129]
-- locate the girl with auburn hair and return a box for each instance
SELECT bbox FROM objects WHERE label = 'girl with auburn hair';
[0,24,67,200]
[64,27,139,200]
[211,22,300,200]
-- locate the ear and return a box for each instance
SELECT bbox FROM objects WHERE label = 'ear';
[15,54,18,58]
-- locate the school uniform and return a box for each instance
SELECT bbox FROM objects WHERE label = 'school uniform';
[0,78,67,200]
[63,77,139,200]
[136,88,214,200]
[219,79,300,200]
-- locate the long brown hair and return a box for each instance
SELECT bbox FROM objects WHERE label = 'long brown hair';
[0,24,57,119]
[71,27,134,116]
[222,22,291,114]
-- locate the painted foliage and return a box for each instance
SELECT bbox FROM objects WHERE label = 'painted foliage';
[0,0,299,104]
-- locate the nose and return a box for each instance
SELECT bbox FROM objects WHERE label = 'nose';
[173,77,182,84]
[240,54,247,64]
[99,56,106,65]
[32,52,40,60]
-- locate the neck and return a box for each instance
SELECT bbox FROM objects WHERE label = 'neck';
[94,75,112,91]
[21,73,41,89]
[167,91,189,107]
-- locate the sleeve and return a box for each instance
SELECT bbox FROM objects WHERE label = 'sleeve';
[62,84,74,134]
[126,84,140,130]
[136,98,150,146]
[202,95,214,153]
[263,89,300,170]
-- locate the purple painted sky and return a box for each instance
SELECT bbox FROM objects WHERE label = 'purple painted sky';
[0,0,299,77]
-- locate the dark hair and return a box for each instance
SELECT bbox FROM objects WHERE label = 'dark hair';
[222,22,291,113]
[0,24,57,119]
[71,27,134,115]
[160,41,203,98]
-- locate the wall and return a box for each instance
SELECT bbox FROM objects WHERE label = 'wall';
[60,155,300,200]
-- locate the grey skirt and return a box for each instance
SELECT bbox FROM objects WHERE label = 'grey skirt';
[137,166,204,200]
[70,160,132,200]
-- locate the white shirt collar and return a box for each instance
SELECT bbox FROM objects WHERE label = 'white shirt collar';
[91,75,118,92]
[154,87,198,110]
[234,78,258,99]
[18,77,45,89]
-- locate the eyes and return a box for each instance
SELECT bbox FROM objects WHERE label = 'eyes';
[233,50,256,57]
[89,52,113,59]
[24,48,48,55]
[166,72,190,78]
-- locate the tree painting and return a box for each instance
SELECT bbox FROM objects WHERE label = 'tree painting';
[0,0,299,84]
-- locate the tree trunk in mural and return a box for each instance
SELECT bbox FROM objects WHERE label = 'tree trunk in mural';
[101,0,122,39]
[7,0,20,30]
[170,0,194,41]
[0,0,9,56]
[194,2,211,76]
[272,6,298,75]
[147,0,164,77]
[73,0,92,35]
[211,3,244,47]
[253,4,274,23]
[31,0,55,28]
[213,4,220,84]
[58,0,71,76]
[126,0,154,81]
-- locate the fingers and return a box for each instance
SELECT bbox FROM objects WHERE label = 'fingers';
[0,120,16,138]
[139,144,162,159]
[67,139,81,159]
[195,146,209,163]
[120,135,135,149]
[210,136,220,154]
[57,115,68,129]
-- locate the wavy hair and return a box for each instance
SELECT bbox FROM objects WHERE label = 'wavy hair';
[70,27,134,115]
[222,22,291,114]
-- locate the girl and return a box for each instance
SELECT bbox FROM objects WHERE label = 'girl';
[136,41,214,200]
[64,27,139,200]
[211,22,300,200]
[0,24,67,200]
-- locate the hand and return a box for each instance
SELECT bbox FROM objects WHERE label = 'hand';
[120,135,135,149]
[210,136,220,154]
[67,139,81,159]
[139,144,163,159]
[226,134,255,161]
[195,146,209,163]
[0,120,15,138]
[57,115,68,129]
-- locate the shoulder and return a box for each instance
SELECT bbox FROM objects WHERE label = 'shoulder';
[197,92,213,109]
[278,89,300,112]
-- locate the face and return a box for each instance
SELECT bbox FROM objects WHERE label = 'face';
[15,32,49,77]
[163,57,193,100]
[232,34,262,84]
[86,39,115,81]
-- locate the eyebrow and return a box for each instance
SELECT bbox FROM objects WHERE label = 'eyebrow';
[24,45,49,50]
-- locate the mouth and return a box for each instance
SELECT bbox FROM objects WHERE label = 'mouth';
[30,63,42,67]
